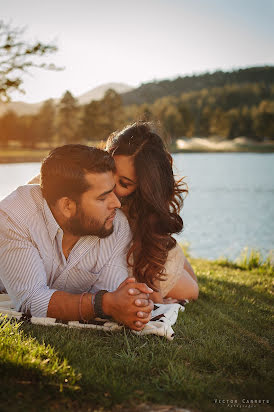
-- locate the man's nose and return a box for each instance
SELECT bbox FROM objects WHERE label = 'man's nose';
[109,192,121,209]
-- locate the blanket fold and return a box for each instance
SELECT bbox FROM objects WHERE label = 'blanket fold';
[0,294,187,341]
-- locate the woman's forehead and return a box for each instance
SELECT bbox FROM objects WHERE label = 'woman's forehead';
[114,155,136,181]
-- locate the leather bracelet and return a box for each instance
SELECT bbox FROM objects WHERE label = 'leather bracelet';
[94,290,111,319]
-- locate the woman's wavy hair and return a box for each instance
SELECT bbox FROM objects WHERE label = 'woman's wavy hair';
[106,122,188,289]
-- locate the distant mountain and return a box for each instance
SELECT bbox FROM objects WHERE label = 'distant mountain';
[0,101,44,117]
[1,67,273,116]
[77,83,133,105]
[121,66,274,106]
[0,82,134,116]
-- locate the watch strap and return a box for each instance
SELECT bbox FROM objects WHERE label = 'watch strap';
[94,290,111,319]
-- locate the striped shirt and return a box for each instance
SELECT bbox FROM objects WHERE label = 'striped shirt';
[0,185,132,317]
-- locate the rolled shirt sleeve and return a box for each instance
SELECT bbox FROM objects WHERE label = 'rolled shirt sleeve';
[0,210,56,317]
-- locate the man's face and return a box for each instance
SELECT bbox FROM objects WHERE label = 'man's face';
[65,171,121,238]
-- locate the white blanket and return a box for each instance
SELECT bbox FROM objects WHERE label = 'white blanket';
[0,294,187,341]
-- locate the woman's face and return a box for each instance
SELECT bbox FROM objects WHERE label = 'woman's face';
[113,155,137,199]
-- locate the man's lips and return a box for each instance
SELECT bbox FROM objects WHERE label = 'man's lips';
[106,211,116,221]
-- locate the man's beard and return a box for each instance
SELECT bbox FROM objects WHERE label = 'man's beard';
[64,204,114,238]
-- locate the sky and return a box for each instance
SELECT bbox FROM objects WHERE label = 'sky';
[1,0,274,103]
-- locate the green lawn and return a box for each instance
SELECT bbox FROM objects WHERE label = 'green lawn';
[0,253,273,412]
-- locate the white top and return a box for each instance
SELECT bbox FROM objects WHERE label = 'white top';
[0,185,131,317]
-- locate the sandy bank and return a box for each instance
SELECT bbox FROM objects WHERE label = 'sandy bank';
[176,137,274,152]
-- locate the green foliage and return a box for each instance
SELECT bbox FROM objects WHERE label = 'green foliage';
[57,91,80,144]
[237,247,274,271]
[216,248,274,275]
[0,20,60,103]
[79,89,124,141]
[1,67,274,148]
[122,66,274,105]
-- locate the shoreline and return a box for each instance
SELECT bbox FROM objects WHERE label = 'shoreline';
[1,138,274,163]
[173,136,274,153]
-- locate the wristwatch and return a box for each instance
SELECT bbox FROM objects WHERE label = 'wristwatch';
[94,290,112,319]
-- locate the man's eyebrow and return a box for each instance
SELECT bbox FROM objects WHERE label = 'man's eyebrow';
[120,176,136,184]
[96,184,116,199]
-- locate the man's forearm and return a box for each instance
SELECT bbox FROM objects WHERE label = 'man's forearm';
[47,280,154,331]
[47,291,95,321]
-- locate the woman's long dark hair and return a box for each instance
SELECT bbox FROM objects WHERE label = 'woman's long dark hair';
[106,122,188,289]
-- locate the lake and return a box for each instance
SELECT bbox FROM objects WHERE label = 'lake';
[0,153,273,260]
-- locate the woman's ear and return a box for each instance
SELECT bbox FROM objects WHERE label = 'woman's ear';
[56,197,77,218]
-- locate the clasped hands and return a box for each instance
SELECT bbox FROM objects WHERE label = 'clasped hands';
[102,277,154,331]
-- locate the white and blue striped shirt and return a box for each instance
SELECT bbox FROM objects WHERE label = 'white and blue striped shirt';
[0,185,132,317]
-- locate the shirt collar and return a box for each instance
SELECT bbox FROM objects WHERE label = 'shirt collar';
[42,198,61,242]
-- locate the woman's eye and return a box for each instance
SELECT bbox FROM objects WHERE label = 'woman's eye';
[119,180,129,189]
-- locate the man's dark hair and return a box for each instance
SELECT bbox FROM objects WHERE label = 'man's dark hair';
[41,144,115,205]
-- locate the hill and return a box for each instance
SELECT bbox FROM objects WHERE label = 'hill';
[77,82,133,105]
[121,66,274,105]
[0,82,133,116]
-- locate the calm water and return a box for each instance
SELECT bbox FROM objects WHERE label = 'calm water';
[0,153,273,260]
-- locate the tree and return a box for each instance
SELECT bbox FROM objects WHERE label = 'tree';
[57,91,79,144]
[79,100,105,141]
[0,110,20,146]
[35,99,56,145]
[99,89,124,138]
[0,20,61,102]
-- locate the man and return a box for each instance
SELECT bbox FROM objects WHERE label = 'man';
[0,144,153,330]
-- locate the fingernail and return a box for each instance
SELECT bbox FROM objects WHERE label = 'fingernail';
[135,299,141,305]
[147,287,153,292]
[137,311,144,318]
[128,289,134,294]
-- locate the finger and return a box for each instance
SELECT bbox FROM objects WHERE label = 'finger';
[133,320,144,329]
[137,311,150,319]
[127,282,153,295]
[135,298,150,307]
[132,282,154,294]
[118,277,136,289]
[135,299,154,315]
[139,300,154,313]
[134,292,150,300]
[139,311,151,324]
[128,288,143,296]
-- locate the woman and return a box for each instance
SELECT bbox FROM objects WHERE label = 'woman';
[105,122,198,303]
[29,122,198,303]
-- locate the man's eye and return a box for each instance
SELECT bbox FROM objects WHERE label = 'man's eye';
[119,180,129,189]
[98,197,106,201]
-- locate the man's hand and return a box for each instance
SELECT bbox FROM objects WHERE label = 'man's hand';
[102,278,154,331]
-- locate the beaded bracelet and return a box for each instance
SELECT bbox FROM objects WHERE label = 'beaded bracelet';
[91,292,96,314]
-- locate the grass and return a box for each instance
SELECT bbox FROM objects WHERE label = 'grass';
[0,148,50,163]
[0,251,273,412]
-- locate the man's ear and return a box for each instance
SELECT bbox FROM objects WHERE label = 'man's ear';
[56,197,77,218]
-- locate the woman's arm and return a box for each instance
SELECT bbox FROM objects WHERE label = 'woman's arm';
[160,244,199,302]
[184,257,198,282]
[165,269,199,301]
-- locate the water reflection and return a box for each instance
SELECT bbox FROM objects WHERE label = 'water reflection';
[0,154,273,260]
